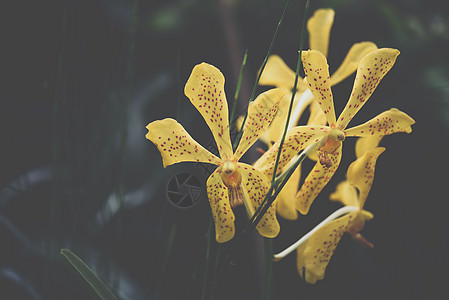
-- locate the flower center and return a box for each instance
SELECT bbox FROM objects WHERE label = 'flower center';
[328,128,345,142]
[221,161,244,208]
[316,128,345,167]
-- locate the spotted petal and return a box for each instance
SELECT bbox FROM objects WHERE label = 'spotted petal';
[296,145,342,215]
[302,50,337,126]
[184,63,233,160]
[344,108,415,137]
[330,42,378,86]
[297,211,358,284]
[207,168,236,243]
[307,8,334,57]
[329,180,358,207]
[347,147,385,208]
[276,165,301,220]
[234,88,287,160]
[238,163,280,238]
[336,48,400,129]
[146,118,221,167]
[253,125,329,179]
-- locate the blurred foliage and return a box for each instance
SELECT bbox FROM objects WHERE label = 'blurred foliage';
[1,0,448,299]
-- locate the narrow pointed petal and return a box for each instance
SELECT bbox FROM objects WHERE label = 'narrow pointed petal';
[329,180,359,207]
[347,147,385,208]
[276,165,301,220]
[253,125,329,179]
[184,63,233,160]
[330,42,378,86]
[355,136,383,158]
[302,50,337,126]
[146,118,221,167]
[258,55,307,91]
[266,91,300,146]
[337,48,400,129]
[307,8,334,57]
[234,88,287,160]
[238,163,280,238]
[207,168,236,243]
[344,108,415,137]
[296,146,342,215]
[297,211,358,284]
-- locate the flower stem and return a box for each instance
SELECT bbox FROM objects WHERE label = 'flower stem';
[273,206,359,261]
[262,238,273,300]
[229,49,248,125]
[201,215,214,300]
[233,0,291,151]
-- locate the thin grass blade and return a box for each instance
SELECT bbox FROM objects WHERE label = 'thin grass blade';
[60,249,118,300]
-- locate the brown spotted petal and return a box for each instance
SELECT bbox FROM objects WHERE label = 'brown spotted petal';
[238,163,280,238]
[347,147,385,208]
[207,168,236,243]
[302,50,337,126]
[296,145,342,215]
[146,118,221,168]
[344,108,415,138]
[336,48,400,130]
[297,211,358,284]
[253,125,329,179]
[184,63,233,160]
[234,88,287,160]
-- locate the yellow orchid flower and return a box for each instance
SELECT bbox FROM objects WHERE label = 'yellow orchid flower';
[146,63,287,243]
[255,8,377,220]
[254,48,415,216]
[296,143,385,284]
[257,8,378,146]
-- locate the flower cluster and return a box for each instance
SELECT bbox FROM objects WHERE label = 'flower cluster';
[146,8,415,285]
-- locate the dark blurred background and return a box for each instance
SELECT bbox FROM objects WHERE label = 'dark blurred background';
[1,0,448,299]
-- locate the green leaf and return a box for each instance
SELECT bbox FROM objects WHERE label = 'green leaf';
[60,249,118,300]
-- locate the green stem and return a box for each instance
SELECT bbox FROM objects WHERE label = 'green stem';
[201,216,214,300]
[233,0,291,151]
[210,244,221,300]
[262,238,273,300]
[154,223,177,300]
[229,50,248,125]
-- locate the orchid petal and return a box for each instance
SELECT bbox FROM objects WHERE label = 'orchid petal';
[184,63,233,160]
[296,145,342,215]
[254,125,329,179]
[259,55,306,91]
[344,108,415,137]
[238,163,280,238]
[348,210,373,237]
[330,42,378,86]
[297,211,358,284]
[302,50,337,126]
[329,180,359,207]
[355,136,383,158]
[207,168,236,243]
[276,165,301,220]
[336,48,400,129]
[266,91,304,146]
[307,8,334,57]
[347,147,385,208]
[234,88,287,160]
[146,118,221,167]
